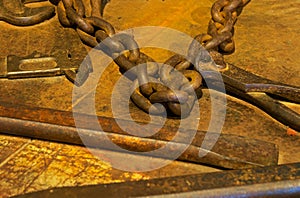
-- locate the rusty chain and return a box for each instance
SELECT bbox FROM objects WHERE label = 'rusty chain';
[55,0,250,116]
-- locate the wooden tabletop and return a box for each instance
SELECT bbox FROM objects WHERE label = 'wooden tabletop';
[0,0,299,197]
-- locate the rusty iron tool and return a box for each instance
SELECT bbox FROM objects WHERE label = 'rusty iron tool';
[0,20,92,86]
[0,52,70,79]
[100,0,110,16]
[197,62,300,132]
[0,0,55,26]
[0,50,91,86]
[55,0,251,116]
[0,0,92,85]
[13,163,300,198]
[0,102,278,169]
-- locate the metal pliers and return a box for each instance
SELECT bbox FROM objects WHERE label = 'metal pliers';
[198,60,300,132]
[0,0,55,26]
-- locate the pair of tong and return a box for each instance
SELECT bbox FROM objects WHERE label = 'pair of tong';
[199,61,300,132]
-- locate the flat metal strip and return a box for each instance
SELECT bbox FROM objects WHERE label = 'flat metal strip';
[13,163,300,197]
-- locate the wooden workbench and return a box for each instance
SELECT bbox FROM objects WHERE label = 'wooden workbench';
[0,0,299,197]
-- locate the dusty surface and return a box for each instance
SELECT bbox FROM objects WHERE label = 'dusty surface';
[0,0,299,197]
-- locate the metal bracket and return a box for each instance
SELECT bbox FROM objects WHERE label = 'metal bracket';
[0,51,77,79]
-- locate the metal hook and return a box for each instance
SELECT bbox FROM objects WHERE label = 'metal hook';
[0,0,55,26]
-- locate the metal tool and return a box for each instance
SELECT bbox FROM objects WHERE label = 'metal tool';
[0,50,91,86]
[12,163,300,198]
[2,0,298,131]
[52,0,300,133]
[0,0,55,26]
[0,102,278,169]
[0,0,93,85]
[0,51,90,86]
[100,0,110,16]
[198,62,300,132]
[0,51,69,79]
[0,10,93,86]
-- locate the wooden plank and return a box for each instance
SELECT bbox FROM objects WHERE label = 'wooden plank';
[0,135,29,164]
[0,138,218,197]
[0,0,299,197]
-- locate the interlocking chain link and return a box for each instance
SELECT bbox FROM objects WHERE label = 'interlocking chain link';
[56,0,250,116]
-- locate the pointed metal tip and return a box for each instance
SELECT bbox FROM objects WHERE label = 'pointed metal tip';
[100,0,110,16]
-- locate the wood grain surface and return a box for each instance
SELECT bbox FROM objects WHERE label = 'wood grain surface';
[0,0,299,197]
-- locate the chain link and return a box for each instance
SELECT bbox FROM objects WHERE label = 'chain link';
[56,0,250,116]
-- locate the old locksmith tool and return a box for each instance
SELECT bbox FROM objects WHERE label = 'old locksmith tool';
[0,0,55,26]
[55,0,300,131]
[0,0,92,85]
[100,0,300,132]
[12,163,300,197]
[195,52,300,132]
[0,102,279,169]
[1,0,299,130]
[0,50,91,86]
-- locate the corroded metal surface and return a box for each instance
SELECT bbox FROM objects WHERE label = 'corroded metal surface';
[0,1,88,84]
[0,135,220,197]
[0,0,299,197]
[201,63,300,131]
[55,0,252,116]
[0,0,55,26]
[0,102,279,169]
[14,163,300,197]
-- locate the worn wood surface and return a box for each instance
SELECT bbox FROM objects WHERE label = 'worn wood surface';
[0,0,299,197]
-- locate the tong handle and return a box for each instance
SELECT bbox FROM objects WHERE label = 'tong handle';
[245,83,300,104]
[225,81,300,132]
[200,66,300,132]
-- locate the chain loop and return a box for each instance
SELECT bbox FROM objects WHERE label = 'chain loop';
[130,78,167,115]
[55,0,251,117]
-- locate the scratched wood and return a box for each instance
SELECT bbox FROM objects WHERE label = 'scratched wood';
[0,135,219,198]
[0,0,299,197]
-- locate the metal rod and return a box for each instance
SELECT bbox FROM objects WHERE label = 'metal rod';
[0,102,278,169]
[13,163,300,198]
[151,179,300,198]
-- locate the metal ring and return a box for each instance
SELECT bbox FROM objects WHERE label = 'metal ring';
[130,79,166,115]
[85,16,115,36]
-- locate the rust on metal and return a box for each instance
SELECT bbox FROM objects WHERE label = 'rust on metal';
[0,0,55,26]
[14,163,300,198]
[0,102,278,169]
[200,63,300,132]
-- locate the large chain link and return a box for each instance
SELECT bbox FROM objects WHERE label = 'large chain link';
[56,0,250,116]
